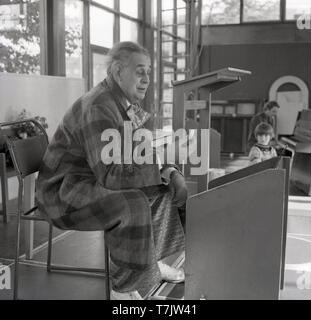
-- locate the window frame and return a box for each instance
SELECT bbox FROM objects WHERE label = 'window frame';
[154,0,190,131]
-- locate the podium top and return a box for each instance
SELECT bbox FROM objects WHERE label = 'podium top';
[172,67,251,91]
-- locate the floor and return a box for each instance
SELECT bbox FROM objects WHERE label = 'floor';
[1,226,311,300]
[0,232,109,300]
[0,230,180,300]
[0,199,65,259]
[0,200,179,300]
[0,155,310,300]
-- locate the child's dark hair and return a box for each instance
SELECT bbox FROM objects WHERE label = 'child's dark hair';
[263,100,280,111]
[254,122,274,137]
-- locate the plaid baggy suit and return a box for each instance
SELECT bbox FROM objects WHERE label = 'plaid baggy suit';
[36,75,185,292]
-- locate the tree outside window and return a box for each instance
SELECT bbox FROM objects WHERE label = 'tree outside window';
[202,0,281,24]
[0,0,40,74]
[201,0,240,25]
[244,0,280,22]
[0,0,84,77]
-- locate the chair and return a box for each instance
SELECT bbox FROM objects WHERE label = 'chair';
[0,152,8,223]
[0,119,110,300]
[0,127,17,224]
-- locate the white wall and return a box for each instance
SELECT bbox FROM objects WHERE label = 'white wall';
[0,73,86,137]
[0,73,86,205]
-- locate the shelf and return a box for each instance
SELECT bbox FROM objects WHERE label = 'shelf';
[211,114,254,118]
[172,67,251,93]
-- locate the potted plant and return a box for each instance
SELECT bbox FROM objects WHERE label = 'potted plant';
[11,109,48,139]
[0,109,48,167]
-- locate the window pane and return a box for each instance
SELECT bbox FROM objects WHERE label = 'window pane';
[162,0,174,28]
[163,88,173,102]
[177,8,186,24]
[177,41,186,54]
[162,37,173,62]
[177,24,186,38]
[162,118,172,132]
[244,0,280,22]
[163,67,174,88]
[120,18,138,42]
[162,0,174,11]
[177,0,185,9]
[65,0,83,78]
[161,64,173,132]
[162,103,173,118]
[0,0,40,74]
[90,6,114,48]
[177,57,186,71]
[93,52,107,86]
[163,67,174,105]
[92,0,114,9]
[120,0,138,18]
[162,25,173,34]
[177,73,186,81]
[201,0,240,25]
[162,9,174,26]
[152,0,158,26]
[286,0,311,19]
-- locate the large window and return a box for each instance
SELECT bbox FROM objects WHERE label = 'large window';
[156,0,190,131]
[0,0,188,133]
[202,0,308,24]
[0,0,41,74]
[5,0,189,131]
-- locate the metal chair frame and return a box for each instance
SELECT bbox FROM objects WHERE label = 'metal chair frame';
[0,119,110,300]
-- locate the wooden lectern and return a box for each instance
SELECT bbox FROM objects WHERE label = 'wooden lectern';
[150,68,292,300]
[185,157,290,300]
[172,68,251,192]
[150,157,290,300]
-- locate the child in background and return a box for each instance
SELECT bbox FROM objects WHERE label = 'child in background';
[249,122,277,165]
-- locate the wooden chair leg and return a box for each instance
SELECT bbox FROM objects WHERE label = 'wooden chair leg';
[13,212,21,300]
[0,153,8,223]
[105,244,110,300]
[13,183,23,300]
[47,223,53,272]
